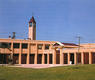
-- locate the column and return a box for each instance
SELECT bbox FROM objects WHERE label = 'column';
[53,48,56,64]
[27,43,30,64]
[74,52,77,64]
[68,53,70,64]
[42,44,45,64]
[63,53,64,64]
[19,43,22,64]
[60,48,63,64]
[47,54,49,64]
[11,42,13,54]
[34,44,37,64]
[11,42,13,60]
[34,54,37,64]
[42,54,45,64]
[81,52,84,64]
[89,52,92,64]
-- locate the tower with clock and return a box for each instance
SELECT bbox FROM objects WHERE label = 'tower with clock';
[28,16,36,40]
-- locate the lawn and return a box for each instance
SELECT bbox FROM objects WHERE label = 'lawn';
[0,64,95,80]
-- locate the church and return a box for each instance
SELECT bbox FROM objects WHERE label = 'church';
[0,16,95,65]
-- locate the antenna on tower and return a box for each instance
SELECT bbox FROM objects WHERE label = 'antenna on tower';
[76,36,82,52]
[75,36,82,64]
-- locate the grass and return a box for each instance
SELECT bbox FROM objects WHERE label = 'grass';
[0,64,95,80]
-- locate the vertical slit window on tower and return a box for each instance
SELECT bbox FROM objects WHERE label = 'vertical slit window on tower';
[29,23,32,27]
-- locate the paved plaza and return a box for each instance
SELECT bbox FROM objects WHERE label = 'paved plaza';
[8,64,72,69]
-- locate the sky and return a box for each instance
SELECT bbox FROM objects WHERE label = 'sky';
[0,0,95,44]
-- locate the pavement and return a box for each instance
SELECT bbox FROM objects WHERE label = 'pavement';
[8,64,72,69]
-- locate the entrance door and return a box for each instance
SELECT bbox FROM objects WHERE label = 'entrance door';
[30,54,35,64]
[49,54,52,64]
[13,54,19,64]
[84,53,89,64]
[21,54,27,64]
[70,53,74,64]
[77,53,81,64]
[56,54,60,64]
[44,54,47,64]
[0,54,10,64]
[92,53,95,64]
[64,53,68,64]
[0,54,3,64]
[37,54,42,64]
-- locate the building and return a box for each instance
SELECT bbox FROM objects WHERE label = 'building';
[0,16,95,65]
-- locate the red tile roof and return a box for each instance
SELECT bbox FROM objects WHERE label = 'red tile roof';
[29,16,36,23]
[62,43,78,46]
[53,42,78,46]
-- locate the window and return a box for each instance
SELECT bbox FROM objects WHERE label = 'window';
[0,42,11,48]
[13,43,20,48]
[22,43,28,49]
[38,44,42,49]
[45,45,50,50]
[29,23,32,27]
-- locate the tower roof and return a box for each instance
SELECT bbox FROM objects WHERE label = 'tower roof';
[29,16,36,23]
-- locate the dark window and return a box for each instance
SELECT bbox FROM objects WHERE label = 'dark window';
[13,43,20,48]
[38,44,42,49]
[29,23,32,27]
[45,45,50,50]
[22,43,28,49]
[0,42,11,48]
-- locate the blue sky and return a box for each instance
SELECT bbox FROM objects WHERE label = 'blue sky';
[0,0,95,44]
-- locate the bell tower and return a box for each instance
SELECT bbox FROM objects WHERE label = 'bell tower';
[28,16,36,40]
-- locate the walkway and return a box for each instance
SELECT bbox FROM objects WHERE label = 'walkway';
[9,64,72,69]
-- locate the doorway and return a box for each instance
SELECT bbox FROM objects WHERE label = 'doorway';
[21,54,27,64]
[70,53,74,64]
[13,54,19,64]
[84,53,89,64]
[56,54,60,64]
[44,54,47,64]
[92,53,95,64]
[30,54,35,64]
[49,54,52,64]
[0,54,10,64]
[64,53,68,64]
[37,54,42,64]
[77,53,81,64]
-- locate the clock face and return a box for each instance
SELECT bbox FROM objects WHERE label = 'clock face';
[29,23,32,27]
